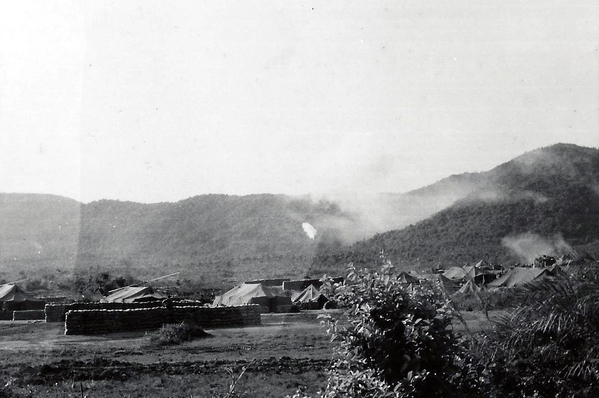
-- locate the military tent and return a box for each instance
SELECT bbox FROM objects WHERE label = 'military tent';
[102,286,165,303]
[457,279,483,295]
[487,267,550,288]
[442,267,468,281]
[398,271,419,285]
[291,285,328,309]
[282,277,344,292]
[0,284,46,316]
[213,283,291,312]
[284,279,323,292]
[463,265,496,284]
[438,274,458,295]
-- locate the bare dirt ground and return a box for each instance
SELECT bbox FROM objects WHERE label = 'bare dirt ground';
[0,312,336,397]
[0,310,499,397]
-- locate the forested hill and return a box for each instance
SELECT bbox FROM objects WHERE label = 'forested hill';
[0,193,355,285]
[3,143,599,286]
[310,144,599,274]
[0,181,503,286]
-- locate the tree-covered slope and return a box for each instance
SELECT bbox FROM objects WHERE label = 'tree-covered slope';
[75,194,344,283]
[3,143,598,286]
[0,193,356,285]
[310,144,599,274]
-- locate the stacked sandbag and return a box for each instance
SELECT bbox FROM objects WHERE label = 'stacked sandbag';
[13,310,45,321]
[64,305,262,335]
[45,301,162,323]
[65,307,167,335]
[45,304,70,322]
[172,305,262,328]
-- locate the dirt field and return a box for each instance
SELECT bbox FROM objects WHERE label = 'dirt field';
[0,312,337,398]
[0,310,498,397]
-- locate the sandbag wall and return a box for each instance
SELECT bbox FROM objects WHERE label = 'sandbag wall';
[13,310,45,321]
[64,305,262,335]
[45,301,165,323]
[65,307,166,335]
[45,304,70,322]
[172,305,262,329]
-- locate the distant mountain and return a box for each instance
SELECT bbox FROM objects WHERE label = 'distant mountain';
[0,182,491,288]
[3,143,598,289]
[0,193,81,272]
[0,193,363,287]
[310,144,599,274]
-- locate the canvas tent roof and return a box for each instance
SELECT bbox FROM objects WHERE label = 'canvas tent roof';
[487,267,549,288]
[292,284,327,303]
[0,284,42,302]
[438,274,458,295]
[213,283,280,307]
[398,271,419,284]
[442,267,468,281]
[463,265,487,278]
[457,279,483,295]
[102,286,165,303]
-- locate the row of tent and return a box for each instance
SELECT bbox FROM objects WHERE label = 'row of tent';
[213,282,330,312]
[101,278,334,310]
[1,283,165,309]
[0,280,330,309]
[439,265,564,294]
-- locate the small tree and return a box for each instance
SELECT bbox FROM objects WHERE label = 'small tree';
[314,261,483,398]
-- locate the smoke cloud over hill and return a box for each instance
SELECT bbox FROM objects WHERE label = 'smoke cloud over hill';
[501,233,573,264]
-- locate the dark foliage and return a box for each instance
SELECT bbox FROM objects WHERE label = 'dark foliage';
[151,321,212,346]
[475,260,599,397]
[312,263,484,398]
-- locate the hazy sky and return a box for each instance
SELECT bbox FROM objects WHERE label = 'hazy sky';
[1,1,598,203]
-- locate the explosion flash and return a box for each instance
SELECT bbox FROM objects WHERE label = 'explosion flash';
[302,222,317,239]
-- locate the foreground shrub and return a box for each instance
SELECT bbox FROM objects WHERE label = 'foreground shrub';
[311,262,484,398]
[478,262,599,398]
[152,321,211,346]
[452,288,518,313]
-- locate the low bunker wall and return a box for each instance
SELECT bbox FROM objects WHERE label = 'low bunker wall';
[64,305,262,335]
[45,304,70,322]
[13,310,46,321]
[45,301,202,323]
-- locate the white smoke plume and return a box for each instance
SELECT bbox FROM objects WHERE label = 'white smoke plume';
[501,233,573,264]
[302,222,317,239]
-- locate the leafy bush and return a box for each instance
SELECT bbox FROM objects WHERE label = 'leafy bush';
[476,262,599,397]
[151,322,211,346]
[294,258,599,398]
[451,292,482,312]
[452,288,518,312]
[25,278,47,291]
[306,262,483,398]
